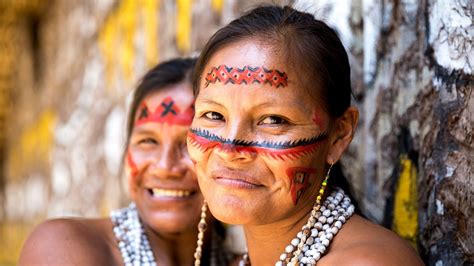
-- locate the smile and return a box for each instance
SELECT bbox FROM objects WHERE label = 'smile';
[212,169,264,189]
[149,188,193,197]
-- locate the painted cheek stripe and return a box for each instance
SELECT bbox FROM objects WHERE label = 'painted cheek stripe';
[286,167,316,205]
[205,65,288,88]
[187,129,327,161]
[135,96,194,126]
[127,152,139,179]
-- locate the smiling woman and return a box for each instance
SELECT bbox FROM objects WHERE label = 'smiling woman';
[188,5,424,266]
[19,58,235,266]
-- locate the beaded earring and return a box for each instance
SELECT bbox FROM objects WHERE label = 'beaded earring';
[288,163,334,264]
[194,200,208,266]
[316,163,333,205]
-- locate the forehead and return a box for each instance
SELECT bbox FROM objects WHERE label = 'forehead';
[139,82,194,110]
[204,39,280,77]
[199,39,319,111]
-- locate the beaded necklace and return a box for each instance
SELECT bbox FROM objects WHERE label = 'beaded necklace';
[111,203,232,266]
[239,187,355,266]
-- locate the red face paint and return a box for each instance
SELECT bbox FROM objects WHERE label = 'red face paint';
[286,167,316,205]
[205,65,288,88]
[127,151,139,179]
[135,96,194,126]
[312,109,325,129]
[187,128,327,161]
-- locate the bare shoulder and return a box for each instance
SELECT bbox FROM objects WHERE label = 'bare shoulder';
[321,215,424,266]
[19,217,120,266]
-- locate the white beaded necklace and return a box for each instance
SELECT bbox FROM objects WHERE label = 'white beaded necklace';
[240,187,355,266]
[111,203,156,266]
[111,203,232,266]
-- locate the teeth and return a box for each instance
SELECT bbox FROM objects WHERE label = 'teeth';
[151,188,191,197]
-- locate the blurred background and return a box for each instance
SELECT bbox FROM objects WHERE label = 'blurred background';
[0,0,472,265]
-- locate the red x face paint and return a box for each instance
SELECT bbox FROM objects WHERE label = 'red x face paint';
[187,128,327,161]
[135,96,194,126]
[204,65,288,88]
[286,167,316,205]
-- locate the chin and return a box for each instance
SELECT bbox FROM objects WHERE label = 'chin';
[146,211,200,234]
[206,193,256,225]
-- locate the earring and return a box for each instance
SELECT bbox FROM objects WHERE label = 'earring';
[316,163,333,205]
[288,163,335,264]
[194,200,208,266]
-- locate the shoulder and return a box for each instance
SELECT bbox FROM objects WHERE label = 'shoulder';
[19,217,119,266]
[321,215,424,266]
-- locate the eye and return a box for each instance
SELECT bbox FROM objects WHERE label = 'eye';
[259,115,288,125]
[138,138,158,145]
[203,111,224,121]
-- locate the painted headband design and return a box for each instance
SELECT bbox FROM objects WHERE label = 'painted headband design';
[187,128,327,160]
[135,96,194,126]
[204,65,288,88]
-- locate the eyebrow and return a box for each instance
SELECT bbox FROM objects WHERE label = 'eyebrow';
[197,99,226,108]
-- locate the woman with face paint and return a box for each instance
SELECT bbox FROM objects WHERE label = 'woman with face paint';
[19,58,234,265]
[188,6,424,266]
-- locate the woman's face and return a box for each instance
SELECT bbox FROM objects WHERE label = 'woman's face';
[127,82,202,234]
[188,40,334,226]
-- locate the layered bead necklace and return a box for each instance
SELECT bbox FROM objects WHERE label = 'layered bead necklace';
[111,203,232,266]
[240,166,355,266]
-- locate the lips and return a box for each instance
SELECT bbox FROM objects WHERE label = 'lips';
[148,188,195,198]
[211,169,264,188]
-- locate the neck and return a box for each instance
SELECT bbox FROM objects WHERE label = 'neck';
[244,203,313,265]
[145,221,214,265]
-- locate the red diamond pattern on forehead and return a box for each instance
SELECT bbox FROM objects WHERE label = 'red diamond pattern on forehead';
[205,65,288,88]
[135,96,194,126]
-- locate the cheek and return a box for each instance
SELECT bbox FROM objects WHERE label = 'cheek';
[186,134,212,169]
[126,150,139,179]
[126,148,157,179]
[262,152,325,205]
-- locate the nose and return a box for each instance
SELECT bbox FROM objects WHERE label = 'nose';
[214,121,257,164]
[149,144,186,178]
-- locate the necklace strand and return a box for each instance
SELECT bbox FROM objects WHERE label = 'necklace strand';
[111,203,232,266]
[240,188,354,266]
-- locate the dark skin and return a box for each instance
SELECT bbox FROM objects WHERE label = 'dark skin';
[18,217,212,265]
[189,39,424,265]
[19,218,125,265]
[19,84,220,266]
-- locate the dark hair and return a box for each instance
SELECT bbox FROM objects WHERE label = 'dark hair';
[123,57,196,158]
[193,5,361,213]
[193,5,351,118]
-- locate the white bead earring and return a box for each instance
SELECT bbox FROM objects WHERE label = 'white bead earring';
[194,200,208,266]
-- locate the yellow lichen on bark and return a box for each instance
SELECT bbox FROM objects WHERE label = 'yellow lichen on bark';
[176,0,192,53]
[7,110,56,179]
[99,0,160,87]
[393,155,419,248]
[211,0,224,13]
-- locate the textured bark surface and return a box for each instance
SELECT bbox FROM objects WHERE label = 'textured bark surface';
[338,0,473,264]
[0,0,471,265]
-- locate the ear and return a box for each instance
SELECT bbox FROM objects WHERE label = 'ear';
[326,106,359,164]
